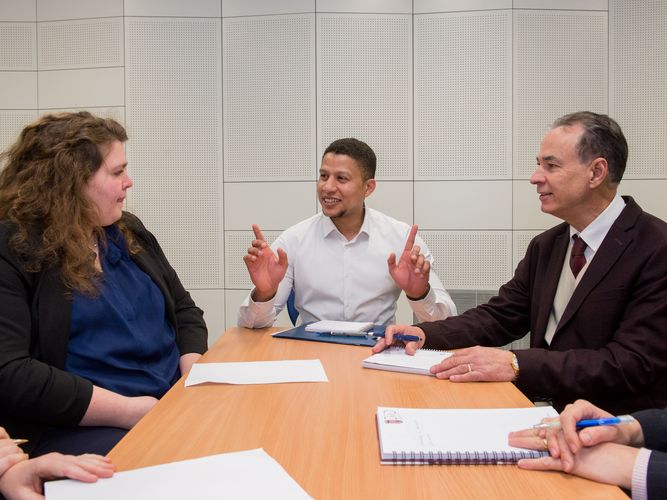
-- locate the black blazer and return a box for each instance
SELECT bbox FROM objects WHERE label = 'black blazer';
[634,408,667,498]
[419,197,667,414]
[0,213,208,452]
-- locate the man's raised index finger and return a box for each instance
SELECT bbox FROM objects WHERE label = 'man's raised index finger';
[252,223,266,241]
[403,224,418,251]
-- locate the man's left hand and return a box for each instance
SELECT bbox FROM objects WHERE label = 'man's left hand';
[430,346,516,382]
[388,224,430,299]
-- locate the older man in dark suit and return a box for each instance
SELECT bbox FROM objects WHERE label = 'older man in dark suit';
[375,111,667,414]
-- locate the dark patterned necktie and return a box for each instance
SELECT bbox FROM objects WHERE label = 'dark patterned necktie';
[570,234,587,278]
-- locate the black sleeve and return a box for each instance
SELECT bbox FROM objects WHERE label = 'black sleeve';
[0,225,93,433]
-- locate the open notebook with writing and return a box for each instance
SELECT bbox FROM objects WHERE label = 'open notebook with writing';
[376,406,558,465]
[362,347,452,376]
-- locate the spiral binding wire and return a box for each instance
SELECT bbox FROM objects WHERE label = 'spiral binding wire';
[388,449,547,465]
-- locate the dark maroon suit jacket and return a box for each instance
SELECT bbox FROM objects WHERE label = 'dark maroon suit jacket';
[419,197,667,414]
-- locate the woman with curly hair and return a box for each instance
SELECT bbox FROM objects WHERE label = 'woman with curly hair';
[0,112,208,457]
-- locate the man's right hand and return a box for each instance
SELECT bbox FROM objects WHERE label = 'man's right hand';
[243,224,288,302]
[508,399,644,474]
[0,427,28,479]
[552,399,644,455]
[371,324,426,355]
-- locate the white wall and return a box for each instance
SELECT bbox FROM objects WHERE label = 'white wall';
[1,0,665,346]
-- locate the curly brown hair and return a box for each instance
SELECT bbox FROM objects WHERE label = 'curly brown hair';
[0,111,139,294]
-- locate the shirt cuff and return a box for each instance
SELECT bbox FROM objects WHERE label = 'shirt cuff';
[236,289,277,328]
[631,447,651,500]
[248,290,275,309]
[407,283,431,301]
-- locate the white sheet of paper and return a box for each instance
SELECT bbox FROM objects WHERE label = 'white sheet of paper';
[184,359,328,387]
[45,448,312,500]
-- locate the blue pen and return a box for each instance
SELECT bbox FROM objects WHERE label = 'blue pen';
[374,332,421,343]
[532,414,635,430]
[575,415,636,428]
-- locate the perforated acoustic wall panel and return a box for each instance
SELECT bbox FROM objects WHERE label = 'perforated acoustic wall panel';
[0,111,38,152]
[36,0,122,21]
[38,19,123,70]
[0,23,36,70]
[513,10,607,178]
[223,14,315,182]
[415,11,511,180]
[225,230,282,289]
[0,18,37,153]
[420,230,512,290]
[125,18,223,289]
[610,1,667,179]
[318,14,411,180]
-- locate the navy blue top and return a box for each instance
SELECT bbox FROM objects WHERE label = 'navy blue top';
[66,225,180,398]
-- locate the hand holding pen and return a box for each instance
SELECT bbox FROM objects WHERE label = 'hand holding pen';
[371,324,426,355]
[373,332,421,343]
[551,402,643,457]
[533,414,636,430]
[0,427,29,478]
[509,399,644,474]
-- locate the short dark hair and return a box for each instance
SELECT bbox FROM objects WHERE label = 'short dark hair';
[552,111,628,184]
[322,138,376,180]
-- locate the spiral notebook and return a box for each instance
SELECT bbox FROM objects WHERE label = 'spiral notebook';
[362,347,452,376]
[376,406,558,465]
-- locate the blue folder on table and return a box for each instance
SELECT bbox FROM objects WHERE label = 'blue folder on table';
[272,322,385,347]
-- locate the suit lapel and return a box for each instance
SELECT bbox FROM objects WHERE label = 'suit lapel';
[554,199,639,335]
[532,228,569,346]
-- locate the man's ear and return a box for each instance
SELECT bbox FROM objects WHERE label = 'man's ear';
[589,157,609,188]
[364,178,377,198]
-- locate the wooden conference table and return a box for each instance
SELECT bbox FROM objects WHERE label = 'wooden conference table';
[109,327,625,499]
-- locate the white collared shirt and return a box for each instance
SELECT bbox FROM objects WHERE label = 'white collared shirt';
[571,194,627,264]
[238,208,456,327]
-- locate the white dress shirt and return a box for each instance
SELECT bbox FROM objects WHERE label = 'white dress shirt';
[238,208,456,328]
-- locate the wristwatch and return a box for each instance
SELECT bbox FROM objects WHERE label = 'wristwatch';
[510,352,520,381]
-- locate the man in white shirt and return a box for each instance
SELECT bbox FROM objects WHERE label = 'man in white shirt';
[238,138,456,328]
